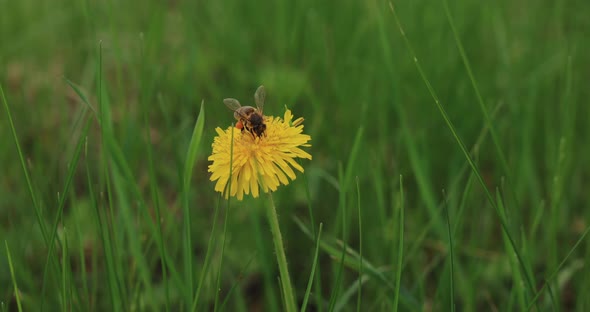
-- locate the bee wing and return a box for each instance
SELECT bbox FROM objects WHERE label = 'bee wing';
[224,98,250,120]
[254,85,266,113]
[224,98,242,111]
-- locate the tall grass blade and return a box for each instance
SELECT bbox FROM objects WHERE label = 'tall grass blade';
[41,111,91,310]
[3,82,68,309]
[293,217,420,310]
[86,140,121,310]
[301,223,323,312]
[0,85,48,244]
[5,241,23,312]
[143,111,170,311]
[334,276,369,312]
[214,126,235,312]
[526,225,590,310]
[184,101,206,188]
[343,127,364,194]
[497,191,526,310]
[183,101,205,304]
[219,253,257,311]
[393,174,404,312]
[388,2,537,302]
[441,0,518,208]
[107,149,155,307]
[442,190,455,312]
[328,164,347,312]
[64,79,97,116]
[61,228,69,311]
[97,41,126,311]
[193,196,221,311]
[72,199,91,308]
[355,177,363,312]
[301,164,323,312]
[545,279,557,311]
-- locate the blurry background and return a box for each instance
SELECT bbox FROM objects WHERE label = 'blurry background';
[1,0,590,310]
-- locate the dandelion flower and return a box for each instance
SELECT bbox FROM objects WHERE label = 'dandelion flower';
[208,109,312,200]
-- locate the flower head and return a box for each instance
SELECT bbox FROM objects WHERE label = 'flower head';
[208,109,312,200]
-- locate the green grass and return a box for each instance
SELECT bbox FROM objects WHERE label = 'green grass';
[2,0,590,310]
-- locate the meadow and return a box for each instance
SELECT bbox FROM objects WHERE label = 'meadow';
[1,0,590,310]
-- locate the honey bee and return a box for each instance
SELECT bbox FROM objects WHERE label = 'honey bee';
[224,85,267,137]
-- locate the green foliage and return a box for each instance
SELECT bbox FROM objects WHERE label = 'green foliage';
[2,0,590,310]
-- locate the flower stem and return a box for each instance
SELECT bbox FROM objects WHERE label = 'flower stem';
[266,193,297,312]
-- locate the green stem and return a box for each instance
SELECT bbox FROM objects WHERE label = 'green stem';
[267,193,297,312]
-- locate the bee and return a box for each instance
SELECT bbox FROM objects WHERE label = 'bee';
[224,85,267,137]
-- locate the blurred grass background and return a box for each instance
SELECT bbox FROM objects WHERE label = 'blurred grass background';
[1,0,590,310]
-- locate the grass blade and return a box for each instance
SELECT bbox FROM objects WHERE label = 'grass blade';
[86,140,121,310]
[328,164,347,312]
[2,82,66,310]
[193,196,221,311]
[61,228,70,311]
[219,253,257,311]
[293,216,420,310]
[301,162,323,312]
[64,79,97,117]
[184,101,206,188]
[441,0,518,209]
[334,276,369,311]
[301,223,323,312]
[442,190,455,312]
[355,177,363,312]
[526,225,590,310]
[97,41,126,311]
[5,241,23,312]
[72,201,91,308]
[393,174,404,312]
[0,85,49,243]
[214,126,235,312]
[143,110,170,311]
[183,100,205,304]
[388,2,537,302]
[40,112,91,308]
[343,127,364,194]
[107,144,156,306]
